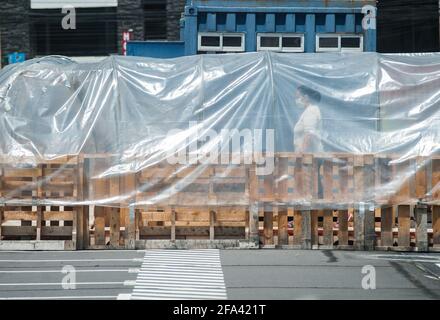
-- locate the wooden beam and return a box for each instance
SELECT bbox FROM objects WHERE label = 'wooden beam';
[109,207,120,247]
[277,206,288,246]
[0,205,3,240]
[323,209,333,247]
[171,208,176,241]
[311,210,319,247]
[381,206,393,248]
[263,210,273,246]
[433,206,440,248]
[36,206,42,241]
[397,205,411,248]
[354,204,365,250]
[364,206,376,251]
[210,210,215,241]
[249,202,259,245]
[293,209,302,246]
[338,210,349,246]
[94,206,106,246]
[71,208,77,250]
[301,210,312,249]
[415,204,428,251]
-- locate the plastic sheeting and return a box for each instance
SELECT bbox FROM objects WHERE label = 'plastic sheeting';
[0,52,439,208]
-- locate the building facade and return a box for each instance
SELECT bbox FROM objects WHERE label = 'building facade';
[0,0,185,66]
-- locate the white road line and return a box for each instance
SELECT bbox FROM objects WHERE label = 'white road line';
[0,281,134,286]
[436,263,440,269]
[0,269,137,274]
[0,296,117,300]
[0,258,143,263]
[130,249,227,300]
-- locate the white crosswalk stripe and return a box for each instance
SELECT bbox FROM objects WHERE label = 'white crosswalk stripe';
[130,249,227,300]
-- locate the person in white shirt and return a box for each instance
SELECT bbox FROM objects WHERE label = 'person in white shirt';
[293,85,325,199]
[293,85,324,153]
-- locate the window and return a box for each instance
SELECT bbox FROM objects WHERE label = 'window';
[30,8,117,57]
[198,33,245,52]
[257,33,304,52]
[143,0,167,40]
[316,34,364,52]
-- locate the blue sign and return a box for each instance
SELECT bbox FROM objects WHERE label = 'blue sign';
[8,52,26,64]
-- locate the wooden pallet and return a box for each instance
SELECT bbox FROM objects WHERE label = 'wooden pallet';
[0,156,84,250]
[1,153,439,250]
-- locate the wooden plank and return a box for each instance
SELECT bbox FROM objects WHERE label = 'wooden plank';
[381,206,393,247]
[292,209,302,246]
[210,210,215,240]
[295,158,304,199]
[263,210,273,246]
[171,208,176,241]
[42,211,74,221]
[277,206,288,246]
[415,157,427,199]
[323,209,333,247]
[2,226,36,236]
[94,206,106,246]
[109,207,120,246]
[3,211,36,221]
[433,206,440,248]
[71,208,77,248]
[311,210,319,247]
[415,204,428,251]
[249,202,259,244]
[303,155,313,200]
[339,157,349,202]
[338,210,349,246]
[323,160,333,201]
[354,204,365,250]
[432,159,440,200]
[0,205,3,239]
[41,226,74,237]
[141,212,172,221]
[353,155,364,201]
[397,205,411,248]
[216,208,247,221]
[36,206,42,241]
[364,206,376,251]
[301,210,311,249]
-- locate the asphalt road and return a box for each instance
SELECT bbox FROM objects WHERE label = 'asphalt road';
[0,250,439,300]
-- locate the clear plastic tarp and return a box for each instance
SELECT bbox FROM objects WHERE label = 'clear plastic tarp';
[0,52,439,209]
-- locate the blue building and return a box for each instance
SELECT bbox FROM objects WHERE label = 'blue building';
[128,0,377,58]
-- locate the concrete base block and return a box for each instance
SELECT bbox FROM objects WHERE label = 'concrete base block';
[0,240,70,251]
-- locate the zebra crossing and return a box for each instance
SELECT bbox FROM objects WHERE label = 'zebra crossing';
[130,249,228,300]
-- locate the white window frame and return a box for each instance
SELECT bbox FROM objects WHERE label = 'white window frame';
[257,33,305,53]
[198,32,245,52]
[316,34,364,53]
[340,35,364,52]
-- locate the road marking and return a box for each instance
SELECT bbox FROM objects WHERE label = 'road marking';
[117,294,132,300]
[0,296,117,300]
[0,269,138,274]
[0,258,143,263]
[436,263,440,269]
[130,249,227,300]
[0,281,133,286]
